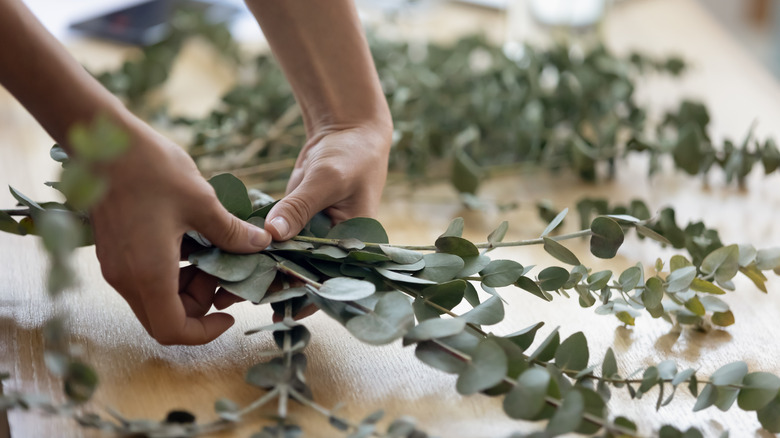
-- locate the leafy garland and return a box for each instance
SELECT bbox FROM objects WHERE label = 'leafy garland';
[4,151,780,435]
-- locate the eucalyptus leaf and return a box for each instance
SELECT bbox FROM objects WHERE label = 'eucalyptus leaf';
[460,295,504,326]
[380,245,423,264]
[189,249,261,282]
[456,338,507,395]
[208,173,252,220]
[590,216,624,259]
[435,236,479,257]
[327,217,388,244]
[738,372,780,411]
[345,292,414,345]
[219,254,278,302]
[543,237,580,265]
[415,341,467,374]
[504,368,551,420]
[480,260,524,287]
[554,332,589,372]
[317,277,376,301]
[404,318,467,343]
[487,221,508,245]
[419,253,465,282]
[541,208,567,238]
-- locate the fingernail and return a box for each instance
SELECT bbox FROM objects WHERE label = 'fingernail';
[269,217,290,239]
[249,226,271,248]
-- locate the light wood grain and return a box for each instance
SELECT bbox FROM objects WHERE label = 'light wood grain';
[3,0,780,436]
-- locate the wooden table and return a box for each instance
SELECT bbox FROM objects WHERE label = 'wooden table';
[3,0,780,436]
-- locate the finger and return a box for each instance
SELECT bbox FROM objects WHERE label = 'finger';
[140,246,233,345]
[189,198,271,253]
[179,268,220,317]
[265,172,344,241]
[214,287,246,310]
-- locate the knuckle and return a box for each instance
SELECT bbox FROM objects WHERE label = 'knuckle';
[281,195,313,229]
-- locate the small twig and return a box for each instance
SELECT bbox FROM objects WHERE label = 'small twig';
[292,229,594,251]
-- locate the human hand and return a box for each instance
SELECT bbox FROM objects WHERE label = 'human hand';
[90,121,272,345]
[263,123,392,240]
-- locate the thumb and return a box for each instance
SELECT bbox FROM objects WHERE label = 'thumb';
[191,200,272,252]
[265,180,338,241]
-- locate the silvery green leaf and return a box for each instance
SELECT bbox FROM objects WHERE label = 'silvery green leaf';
[435,236,479,257]
[379,245,423,264]
[404,318,466,343]
[377,258,425,272]
[345,292,414,345]
[455,338,507,395]
[440,217,464,238]
[457,255,491,277]
[219,254,278,302]
[487,221,508,245]
[327,217,388,244]
[710,362,748,386]
[540,207,567,237]
[666,266,696,292]
[317,277,376,301]
[545,390,584,435]
[737,244,757,267]
[756,247,780,270]
[460,295,504,326]
[419,253,465,282]
[590,216,624,259]
[554,332,589,372]
[311,245,348,259]
[415,341,466,374]
[503,367,551,420]
[480,260,523,287]
[189,249,262,282]
[208,173,252,220]
[375,267,436,284]
[700,244,739,284]
[543,237,580,265]
[738,372,780,411]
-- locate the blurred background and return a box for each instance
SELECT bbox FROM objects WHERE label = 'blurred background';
[20,0,780,78]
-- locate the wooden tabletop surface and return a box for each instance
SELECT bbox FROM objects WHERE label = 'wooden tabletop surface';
[3,0,780,437]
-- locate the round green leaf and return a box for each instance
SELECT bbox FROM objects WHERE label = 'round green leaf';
[738,372,780,411]
[419,253,465,282]
[404,318,467,343]
[345,292,414,345]
[189,249,262,282]
[317,277,376,301]
[590,217,624,259]
[208,173,252,220]
[503,368,551,420]
[219,254,278,302]
[326,217,388,244]
[456,338,508,395]
[480,260,524,287]
[555,332,589,372]
[538,267,569,291]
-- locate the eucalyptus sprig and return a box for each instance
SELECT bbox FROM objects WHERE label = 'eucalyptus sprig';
[6,169,780,436]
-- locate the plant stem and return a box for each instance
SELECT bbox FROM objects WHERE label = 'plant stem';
[237,387,280,417]
[292,229,594,251]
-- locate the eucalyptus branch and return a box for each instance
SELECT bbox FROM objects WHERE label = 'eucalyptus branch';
[292,229,594,251]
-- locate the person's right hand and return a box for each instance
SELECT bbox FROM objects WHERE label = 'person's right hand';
[89,119,272,345]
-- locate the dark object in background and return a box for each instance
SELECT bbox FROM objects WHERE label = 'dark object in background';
[69,0,240,46]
